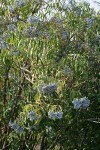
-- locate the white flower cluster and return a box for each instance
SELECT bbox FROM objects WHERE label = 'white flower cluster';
[86,18,93,28]
[0,37,7,50]
[46,126,52,133]
[14,0,26,8]
[48,110,63,120]
[72,97,90,109]
[7,24,17,32]
[39,83,58,94]
[27,111,37,121]
[8,0,27,14]
[12,15,19,22]
[27,16,40,24]
[62,30,68,39]
[24,27,39,38]
[64,66,73,76]
[9,122,23,133]
[8,5,15,13]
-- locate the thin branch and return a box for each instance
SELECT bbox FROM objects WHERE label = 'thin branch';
[79,129,88,150]
[3,67,10,106]
[40,134,46,150]
[20,67,32,74]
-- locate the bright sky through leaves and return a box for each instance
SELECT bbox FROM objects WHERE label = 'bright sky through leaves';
[76,0,100,12]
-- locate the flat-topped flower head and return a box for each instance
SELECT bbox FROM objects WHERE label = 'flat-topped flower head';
[27,111,37,121]
[39,83,58,94]
[62,30,68,39]
[27,16,40,24]
[8,5,15,13]
[72,98,81,109]
[14,0,26,8]
[80,97,90,109]
[72,97,90,109]
[9,122,23,133]
[48,110,63,120]
[0,38,7,50]
[24,27,39,38]
[64,66,73,76]
[12,15,19,22]
[86,18,93,28]
[46,126,52,133]
[7,24,17,32]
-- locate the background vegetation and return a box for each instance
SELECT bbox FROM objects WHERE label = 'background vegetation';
[0,0,100,149]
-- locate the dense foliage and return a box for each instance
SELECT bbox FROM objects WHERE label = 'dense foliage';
[0,0,100,149]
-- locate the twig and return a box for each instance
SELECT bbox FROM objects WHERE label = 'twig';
[40,134,46,150]
[79,129,88,150]
[3,67,10,106]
